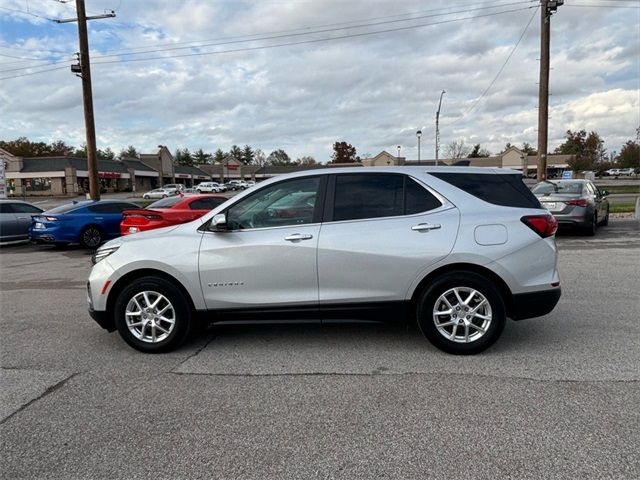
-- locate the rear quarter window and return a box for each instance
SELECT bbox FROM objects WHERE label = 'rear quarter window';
[430,172,541,208]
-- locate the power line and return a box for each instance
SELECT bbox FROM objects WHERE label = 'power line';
[0,4,58,21]
[91,6,536,66]
[0,64,69,80]
[446,5,540,126]
[0,4,536,80]
[0,3,536,74]
[90,0,537,57]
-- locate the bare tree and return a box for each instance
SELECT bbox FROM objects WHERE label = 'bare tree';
[445,140,471,159]
[253,149,266,167]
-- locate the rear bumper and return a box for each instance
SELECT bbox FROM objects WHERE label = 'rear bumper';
[509,288,561,321]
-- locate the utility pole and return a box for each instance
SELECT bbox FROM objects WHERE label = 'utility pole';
[537,0,563,181]
[435,90,445,166]
[60,2,116,200]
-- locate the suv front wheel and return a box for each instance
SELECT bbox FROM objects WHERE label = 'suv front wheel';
[416,271,506,355]
[114,276,192,353]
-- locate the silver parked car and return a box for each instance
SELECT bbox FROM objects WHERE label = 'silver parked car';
[142,188,173,199]
[88,167,561,354]
[531,180,609,235]
[0,199,43,244]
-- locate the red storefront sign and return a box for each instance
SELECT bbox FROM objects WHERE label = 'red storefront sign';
[98,171,121,179]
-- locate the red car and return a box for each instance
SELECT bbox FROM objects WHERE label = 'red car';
[120,194,226,235]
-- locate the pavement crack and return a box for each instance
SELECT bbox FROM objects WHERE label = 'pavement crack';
[0,372,78,426]
[171,333,217,372]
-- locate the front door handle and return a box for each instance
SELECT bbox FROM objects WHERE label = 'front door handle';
[411,223,441,232]
[285,233,313,242]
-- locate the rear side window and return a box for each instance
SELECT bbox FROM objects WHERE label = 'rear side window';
[189,197,225,210]
[0,203,15,213]
[148,197,183,209]
[430,172,541,208]
[12,203,43,214]
[332,174,442,222]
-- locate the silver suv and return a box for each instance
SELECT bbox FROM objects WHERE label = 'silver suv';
[88,167,561,354]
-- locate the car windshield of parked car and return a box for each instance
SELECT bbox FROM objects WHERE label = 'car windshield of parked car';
[148,196,184,209]
[532,182,583,195]
[46,203,85,214]
[226,177,320,229]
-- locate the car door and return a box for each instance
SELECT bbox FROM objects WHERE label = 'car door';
[12,203,43,239]
[198,176,325,310]
[317,173,459,304]
[0,202,19,240]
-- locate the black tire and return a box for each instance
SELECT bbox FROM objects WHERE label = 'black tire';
[416,271,506,355]
[162,194,167,198]
[600,208,609,226]
[80,225,103,248]
[583,213,597,236]
[114,276,192,353]
[143,194,150,199]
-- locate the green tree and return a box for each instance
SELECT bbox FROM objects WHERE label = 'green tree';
[229,145,243,161]
[174,148,194,166]
[468,144,490,158]
[266,149,292,166]
[119,145,139,159]
[213,148,226,163]
[99,147,115,160]
[616,140,640,170]
[193,148,212,164]
[0,137,71,156]
[331,141,357,163]
[555,130,605,172]
[48,140,75,156]
[521,142,537,156]
[241,145,254,164]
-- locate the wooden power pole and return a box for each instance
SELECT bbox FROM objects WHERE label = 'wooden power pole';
[76,0,100,200]
[58,2,115,200]
[537,0,563,181]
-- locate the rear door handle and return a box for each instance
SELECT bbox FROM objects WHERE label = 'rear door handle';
[285,233,313,242]
[411,223,441,232]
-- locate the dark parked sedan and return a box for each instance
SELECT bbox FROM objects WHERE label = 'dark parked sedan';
[531,180,609,235]
[0,200,43,245]
[29,200,140,248]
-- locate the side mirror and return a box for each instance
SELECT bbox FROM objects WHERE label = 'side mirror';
[211,213,228,231]
[601,190,608,197]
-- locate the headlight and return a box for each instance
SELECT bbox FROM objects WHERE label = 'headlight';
[91,246,119,265]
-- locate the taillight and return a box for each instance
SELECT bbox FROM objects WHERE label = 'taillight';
[44,216,58,221]
[564,198,589,207]
[124,213,163,225]
[521,215,558,238]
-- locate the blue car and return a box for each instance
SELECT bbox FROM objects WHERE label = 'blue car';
[30,200,140,248]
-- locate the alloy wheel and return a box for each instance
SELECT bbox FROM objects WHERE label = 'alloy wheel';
[432,287,492,343]
[125,291,176,343]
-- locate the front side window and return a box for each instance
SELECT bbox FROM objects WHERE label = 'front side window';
[226,177,321,229]
[332,174,442,222]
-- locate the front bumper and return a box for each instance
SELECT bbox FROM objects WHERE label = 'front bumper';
[89,307,116,332]
[509,288,561,320]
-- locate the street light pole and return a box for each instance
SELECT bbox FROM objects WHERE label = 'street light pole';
[435,90,446,166]
[397,145,401,162]
[416,130,422,164]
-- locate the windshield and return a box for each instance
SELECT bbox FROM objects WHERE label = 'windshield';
[532,181,584,195]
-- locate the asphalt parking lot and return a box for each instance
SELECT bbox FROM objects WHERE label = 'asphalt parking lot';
[1,219,639,479]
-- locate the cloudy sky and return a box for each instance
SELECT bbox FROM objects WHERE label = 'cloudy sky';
[1,0,638,162]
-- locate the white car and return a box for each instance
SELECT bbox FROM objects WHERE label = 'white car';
[196,182,223,193]
[142,188,173,199]
[88,167,561,354]
[617,168,635,176]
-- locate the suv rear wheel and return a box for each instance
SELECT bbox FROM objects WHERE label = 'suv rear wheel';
[114,276,192,353]
[416,271,506,354]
